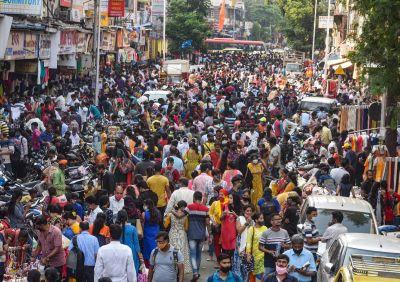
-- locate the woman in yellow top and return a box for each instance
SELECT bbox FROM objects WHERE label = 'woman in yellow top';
[184,142,202,178]
[209,188,228,261]
[283,172,298,193]
[246,212,268,282]
[247,157,265,206]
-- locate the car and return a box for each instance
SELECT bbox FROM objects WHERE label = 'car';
[298,195,379,236]
[333,254,400,282]
[140,90,172,103]
[285,62,303,77]
[318,233,400,282]
[299,96,337,112]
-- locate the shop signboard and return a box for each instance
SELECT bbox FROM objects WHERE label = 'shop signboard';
[318,16,334,29]
[4,31,39,60]
[0,0,43,16]
[60,0,72,8]
[59,30,76,54]
[39,34,51,59]
[100,0,109,26]
[108,0,124,17]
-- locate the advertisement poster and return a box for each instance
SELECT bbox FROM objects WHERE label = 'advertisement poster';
[71,0,84,22]
[39,34,51,59]
[108,0,124,17]
[59,30,76,54]
[0,0,42,15]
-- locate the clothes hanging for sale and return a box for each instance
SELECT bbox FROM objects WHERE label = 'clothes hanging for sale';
[382,157,400,194]
[339,105,372,132]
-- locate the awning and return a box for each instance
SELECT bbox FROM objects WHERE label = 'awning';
[332,60,353,70]
[326,58,348,67]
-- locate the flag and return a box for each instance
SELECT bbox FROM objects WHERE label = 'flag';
[218,0,226,32]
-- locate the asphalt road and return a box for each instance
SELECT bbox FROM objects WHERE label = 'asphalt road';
[184,250,217,281]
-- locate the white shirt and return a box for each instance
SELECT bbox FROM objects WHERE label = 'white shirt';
[109,196,124,218]
[94,241,137,282]
[88,206,102,225]
[164,187,195,215]
[330,167,349,185]
[70,133,81,147]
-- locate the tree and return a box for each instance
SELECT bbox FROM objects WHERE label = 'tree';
[245,1,284,42]
[349,0,400,155]
[283,0,325,53]
[166,0,211,54]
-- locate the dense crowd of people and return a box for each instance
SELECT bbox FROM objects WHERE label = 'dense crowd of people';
[0,51,397,282]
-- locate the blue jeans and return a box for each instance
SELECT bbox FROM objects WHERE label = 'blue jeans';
[189,239,204,274]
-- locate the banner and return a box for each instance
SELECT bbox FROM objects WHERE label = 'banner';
[59,30,76,54]
[39,34,51,59]
[108,0,124,17]
[0,0,42,15]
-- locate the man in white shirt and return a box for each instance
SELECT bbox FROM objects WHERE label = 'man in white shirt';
[321,211,348,249]
[164,178,194,215]
[330,161,349,185]
[95,224,137,282]
[70,127,81,147]
[86,196,103,225]
[109,186,125,221]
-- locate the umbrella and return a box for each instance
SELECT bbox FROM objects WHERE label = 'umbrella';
[26,118,45,131]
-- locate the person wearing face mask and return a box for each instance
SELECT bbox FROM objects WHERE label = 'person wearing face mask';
[264,254,298,282]
[207,253,243,282]
[283,235,316,282]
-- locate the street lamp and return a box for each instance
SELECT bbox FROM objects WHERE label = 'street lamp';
[311,0,318,61]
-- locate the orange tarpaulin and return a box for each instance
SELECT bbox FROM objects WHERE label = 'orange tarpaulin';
[218,0,226,32]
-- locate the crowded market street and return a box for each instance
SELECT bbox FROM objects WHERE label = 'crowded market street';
[0,0,400,281]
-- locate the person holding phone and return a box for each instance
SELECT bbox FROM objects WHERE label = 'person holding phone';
[283,234,316,282]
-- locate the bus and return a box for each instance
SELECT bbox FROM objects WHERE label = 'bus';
[205,38,268,52]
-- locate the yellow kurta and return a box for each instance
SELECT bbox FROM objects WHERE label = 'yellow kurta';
[246,225,268,275]
[248,163,264,205]
[184,149,201,178]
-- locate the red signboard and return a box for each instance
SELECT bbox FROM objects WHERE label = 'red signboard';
[108,0,125,17]
[60,0,72,8]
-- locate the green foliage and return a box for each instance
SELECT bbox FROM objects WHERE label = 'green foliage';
[349,0,400,98]
[166,0,211,53]
[282,0,325,52]
[245,0,284,42]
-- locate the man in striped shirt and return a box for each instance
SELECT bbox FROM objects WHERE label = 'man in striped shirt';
[187,191,210,281]
[259,214,291,277]
[301,207,320,260]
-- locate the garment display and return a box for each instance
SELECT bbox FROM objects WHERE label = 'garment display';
[381,157,400,194]
[339,105,376,132]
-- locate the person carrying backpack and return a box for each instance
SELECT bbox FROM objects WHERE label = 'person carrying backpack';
[68,221,99,282]
[148,231,184,282]
[257,188,281,228]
